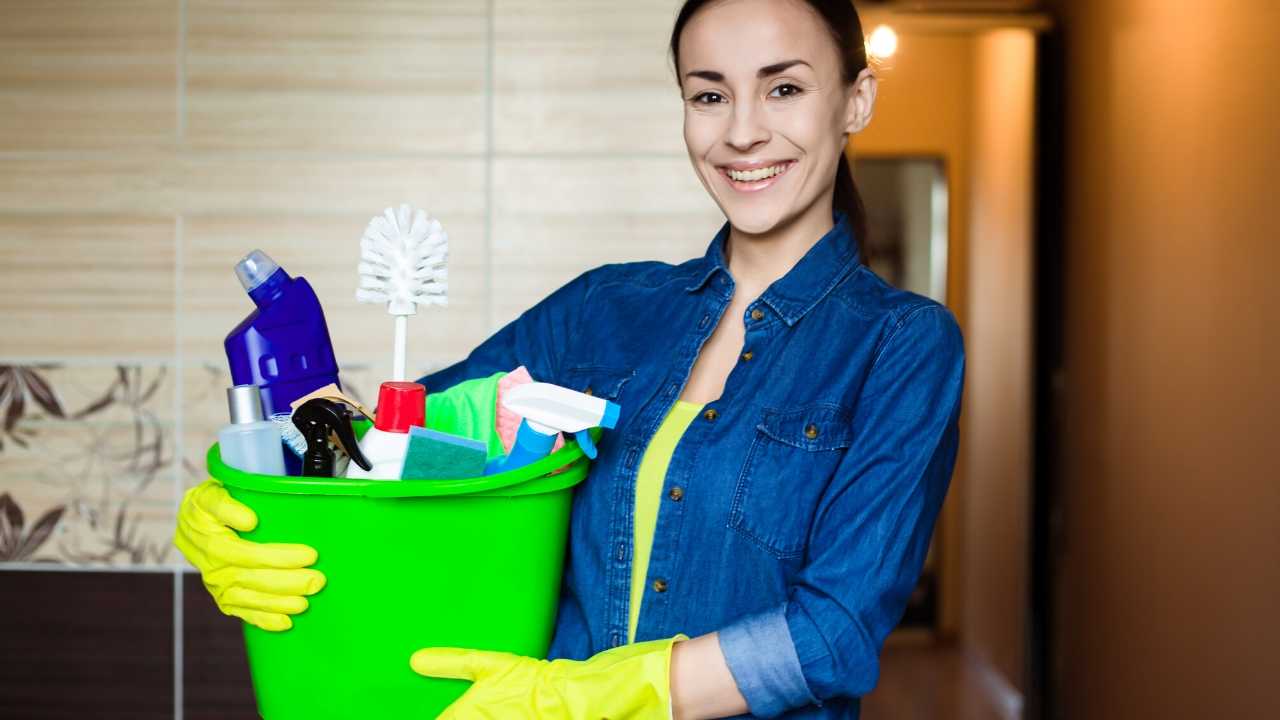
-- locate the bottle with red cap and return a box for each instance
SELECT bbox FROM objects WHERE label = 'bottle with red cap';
[345,381,426,480]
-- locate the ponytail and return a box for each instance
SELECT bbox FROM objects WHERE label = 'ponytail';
[834,152,869,260]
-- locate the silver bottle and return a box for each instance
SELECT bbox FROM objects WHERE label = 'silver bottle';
[218,384,286,475]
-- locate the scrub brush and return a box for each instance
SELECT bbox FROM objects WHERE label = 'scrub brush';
[270,412,309,458]
[355,203,449,381]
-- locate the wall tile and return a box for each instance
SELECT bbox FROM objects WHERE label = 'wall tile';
[0,0,178,151]
[186,0,487,153]
[0,364,176,567]
[490,156,723,326]
[0,215,175,358]
[0,153,177,213]
[494,0,686,154]
[181,363,231,491]
[0,571,174,718]
[174,153,486,216]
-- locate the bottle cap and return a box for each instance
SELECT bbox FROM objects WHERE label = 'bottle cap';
[374,382,425,433]
[227,384,266,424]
[234,249,280,293]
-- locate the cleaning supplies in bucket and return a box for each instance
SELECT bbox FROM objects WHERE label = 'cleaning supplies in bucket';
[206,430,598,720]
[218,384,287,475]
[345,381,425,480]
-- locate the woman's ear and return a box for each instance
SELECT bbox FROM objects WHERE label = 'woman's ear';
[843,67,878,136]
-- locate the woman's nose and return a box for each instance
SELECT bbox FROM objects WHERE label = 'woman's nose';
[725,100,770,151]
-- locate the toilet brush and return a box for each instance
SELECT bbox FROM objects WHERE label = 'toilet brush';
[355,203,449,381]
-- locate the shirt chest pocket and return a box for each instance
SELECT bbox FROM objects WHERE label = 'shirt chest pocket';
[729,404,854,559]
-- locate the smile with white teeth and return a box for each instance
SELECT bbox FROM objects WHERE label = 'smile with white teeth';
[725,162,792,182]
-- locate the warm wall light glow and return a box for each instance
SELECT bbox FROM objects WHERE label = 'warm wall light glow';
[867,24,898,59]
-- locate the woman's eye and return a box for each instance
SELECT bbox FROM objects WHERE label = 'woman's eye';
[692,91,725,105]
[770,83,803,98]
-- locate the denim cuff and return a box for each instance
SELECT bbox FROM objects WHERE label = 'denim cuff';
[718,604,818,717]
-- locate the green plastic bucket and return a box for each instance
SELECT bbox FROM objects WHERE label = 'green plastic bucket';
[205,424,598,720]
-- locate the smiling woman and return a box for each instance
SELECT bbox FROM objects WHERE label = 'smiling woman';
[405,1,964,719]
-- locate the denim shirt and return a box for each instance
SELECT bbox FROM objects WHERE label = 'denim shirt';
[417,209,965,719]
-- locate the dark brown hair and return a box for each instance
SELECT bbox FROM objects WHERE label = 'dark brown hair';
[669,0,871,251]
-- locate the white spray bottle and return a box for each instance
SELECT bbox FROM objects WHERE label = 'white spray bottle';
[488,382,621,474]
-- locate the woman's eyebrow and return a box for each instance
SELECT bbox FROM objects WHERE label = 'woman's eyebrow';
[684,58,813,83]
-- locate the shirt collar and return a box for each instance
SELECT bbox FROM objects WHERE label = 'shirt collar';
[682,208,861,326]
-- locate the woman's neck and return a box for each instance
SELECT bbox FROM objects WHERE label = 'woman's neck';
[724,199,835,294]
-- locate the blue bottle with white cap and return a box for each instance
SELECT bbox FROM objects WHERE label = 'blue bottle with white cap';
[224,249,342,420]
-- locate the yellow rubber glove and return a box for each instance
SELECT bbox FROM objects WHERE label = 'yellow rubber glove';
[410,635,687,719]
[173,478,325,632]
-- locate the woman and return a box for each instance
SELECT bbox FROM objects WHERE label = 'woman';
[176,0,964,717]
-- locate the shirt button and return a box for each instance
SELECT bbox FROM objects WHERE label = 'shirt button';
[741,350,754,362]
[652,578,668,593]
[668,486,684,502]
[805,423,819,439]
[611,632,623,647]
[751,308,765,321]
[703,408,718,422]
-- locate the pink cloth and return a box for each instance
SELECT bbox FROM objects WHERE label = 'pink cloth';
[495,365,566,455]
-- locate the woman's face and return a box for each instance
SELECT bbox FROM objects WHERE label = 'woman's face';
[678,0,871,236]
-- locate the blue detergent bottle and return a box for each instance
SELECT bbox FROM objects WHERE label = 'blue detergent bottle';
[225,250,341,473]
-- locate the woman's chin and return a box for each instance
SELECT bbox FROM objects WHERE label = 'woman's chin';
[723,203,790,236]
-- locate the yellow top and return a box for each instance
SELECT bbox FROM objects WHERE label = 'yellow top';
[628,399,704,644]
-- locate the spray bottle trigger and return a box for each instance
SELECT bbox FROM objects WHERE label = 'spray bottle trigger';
[574,429,599,460]
[331,412,373,471]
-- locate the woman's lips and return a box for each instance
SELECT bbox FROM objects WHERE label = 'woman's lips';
[717,160,798,193]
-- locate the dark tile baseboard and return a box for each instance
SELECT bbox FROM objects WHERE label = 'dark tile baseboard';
[0,571,174,719]
[0,570,262,720]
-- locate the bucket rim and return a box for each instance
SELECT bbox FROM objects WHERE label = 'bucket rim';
[209,427,599,498]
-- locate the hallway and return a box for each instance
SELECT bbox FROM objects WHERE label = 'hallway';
[864,642,1010,720]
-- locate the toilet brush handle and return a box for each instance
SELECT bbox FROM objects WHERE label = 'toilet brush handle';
[394,314,408,381]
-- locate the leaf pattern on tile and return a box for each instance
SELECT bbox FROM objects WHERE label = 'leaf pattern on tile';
[58,499,171,566]
[0,492,66,562]
[0,364,67,451]
[0,363,174,566]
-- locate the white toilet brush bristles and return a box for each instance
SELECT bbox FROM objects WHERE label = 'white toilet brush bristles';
[355,203,449,381]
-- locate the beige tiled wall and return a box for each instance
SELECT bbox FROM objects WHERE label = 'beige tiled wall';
[0,0,722,569]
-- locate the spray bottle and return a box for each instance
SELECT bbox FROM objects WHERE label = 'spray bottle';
[291,398,372,478]
[486,382,620,474]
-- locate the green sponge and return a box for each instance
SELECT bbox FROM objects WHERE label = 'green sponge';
[400,426,488,480]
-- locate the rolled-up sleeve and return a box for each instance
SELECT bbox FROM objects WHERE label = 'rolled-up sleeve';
[416,267,593,391]
[719,303,965,714]
[719,604,817,716]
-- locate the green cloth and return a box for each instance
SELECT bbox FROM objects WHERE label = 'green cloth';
[424,371,508,461]
[628,399,704,643]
